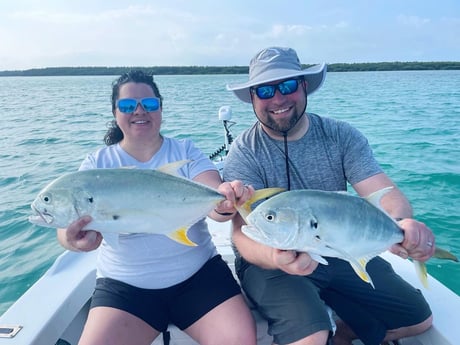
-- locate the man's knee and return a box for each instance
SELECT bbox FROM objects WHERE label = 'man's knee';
[386,314,433,341]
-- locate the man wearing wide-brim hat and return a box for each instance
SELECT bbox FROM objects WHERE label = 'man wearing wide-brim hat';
[228,47,326,103]
[224,46,434,345]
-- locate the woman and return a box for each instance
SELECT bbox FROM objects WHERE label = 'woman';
[57,70,256,345]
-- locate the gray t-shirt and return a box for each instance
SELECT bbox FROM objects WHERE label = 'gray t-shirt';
[223,113,383,270]
[224,113,382,192]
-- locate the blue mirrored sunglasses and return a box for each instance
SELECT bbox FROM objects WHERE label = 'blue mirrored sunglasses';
[251,79,301,100]
[116,97,160,113]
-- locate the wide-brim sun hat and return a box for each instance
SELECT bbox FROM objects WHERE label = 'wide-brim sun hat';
[227,47,327,103]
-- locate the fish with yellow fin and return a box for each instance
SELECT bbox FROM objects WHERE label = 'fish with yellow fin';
[241,187,458,288]
[29,160,282,247]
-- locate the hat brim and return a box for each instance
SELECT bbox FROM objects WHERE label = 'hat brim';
[227,63,327,103]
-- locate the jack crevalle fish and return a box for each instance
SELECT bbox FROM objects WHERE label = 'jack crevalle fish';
[29,160,281,247]
[242,187,458,288]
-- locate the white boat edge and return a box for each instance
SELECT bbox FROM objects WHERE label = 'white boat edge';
[0,218,458,345]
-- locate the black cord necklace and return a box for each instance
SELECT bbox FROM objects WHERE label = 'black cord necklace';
[282,131,291,191]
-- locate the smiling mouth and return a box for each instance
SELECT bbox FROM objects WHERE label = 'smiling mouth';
[272,107,291,115]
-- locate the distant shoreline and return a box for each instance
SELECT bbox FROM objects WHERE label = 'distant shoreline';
[1,61,459,76]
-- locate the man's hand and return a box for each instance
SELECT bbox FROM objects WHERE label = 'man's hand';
[390,218,435,262]
[215,180,254,215]
[273,249,319,275]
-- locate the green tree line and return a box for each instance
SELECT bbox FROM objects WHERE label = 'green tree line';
[0,61,459,76]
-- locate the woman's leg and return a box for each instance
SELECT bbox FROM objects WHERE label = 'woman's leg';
[78,306,160,345]
[184,294,256,345]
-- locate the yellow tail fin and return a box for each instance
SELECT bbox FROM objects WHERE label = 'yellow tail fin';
[434,247,458,262]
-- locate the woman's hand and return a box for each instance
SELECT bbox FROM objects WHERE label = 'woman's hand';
[57,216,103,252]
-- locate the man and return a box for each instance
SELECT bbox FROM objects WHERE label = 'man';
[223,47,434,345]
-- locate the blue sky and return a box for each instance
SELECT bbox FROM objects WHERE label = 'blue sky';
[1,0,459,70]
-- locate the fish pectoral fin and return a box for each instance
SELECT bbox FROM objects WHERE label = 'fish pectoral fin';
[348,255,375,289]
[156,160,191,176]
[102,232,120,249]
[434,247,459,262]
[168,227,198,246]
[309,253,329,265]
[319,243,375,288]
[236,188,285,222]
[413,260,429,289]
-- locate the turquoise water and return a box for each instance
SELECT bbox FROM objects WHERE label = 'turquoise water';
[0,71,459,314]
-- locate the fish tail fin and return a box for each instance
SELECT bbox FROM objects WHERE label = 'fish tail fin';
[413,261,429,289]
[236,188,285,222]
[349,257,375,289]
[412,247,458,289]
[168,227,198,246]
[434,247,459,262]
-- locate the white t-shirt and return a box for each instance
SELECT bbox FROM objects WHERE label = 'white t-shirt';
[79,137,218,289]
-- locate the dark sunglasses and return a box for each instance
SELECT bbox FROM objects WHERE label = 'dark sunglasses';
[116,97,160,113]
[251,79,301,100]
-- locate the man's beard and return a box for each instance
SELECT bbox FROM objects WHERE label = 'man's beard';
[265,111,302,133]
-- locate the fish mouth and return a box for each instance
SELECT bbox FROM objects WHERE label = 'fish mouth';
[241,225,272,244]
[29,204,54,225]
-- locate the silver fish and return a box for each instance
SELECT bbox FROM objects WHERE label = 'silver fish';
[29,160,281,247]
[242,187,458,288]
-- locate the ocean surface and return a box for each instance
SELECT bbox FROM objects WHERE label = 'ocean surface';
[0,71,459,314]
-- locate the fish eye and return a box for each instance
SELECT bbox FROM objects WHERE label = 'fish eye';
[42,194,52,203]
[265,211,276,222]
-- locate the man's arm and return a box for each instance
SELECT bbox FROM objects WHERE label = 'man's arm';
[353,172,435,261]
[353,172,413,219]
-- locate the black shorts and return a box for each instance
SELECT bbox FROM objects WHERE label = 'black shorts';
[90,255,241,332]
